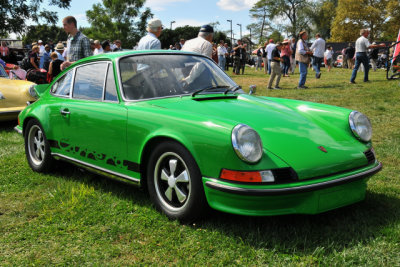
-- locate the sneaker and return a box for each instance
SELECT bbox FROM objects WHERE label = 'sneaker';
[267,86,273,89]
[274,86,282,89]
[349,81,356,84]
[317,72,321,79]
[297,86,308,89]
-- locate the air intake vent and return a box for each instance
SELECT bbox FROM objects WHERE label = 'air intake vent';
[364,149,376,165]
[272,167,298,183]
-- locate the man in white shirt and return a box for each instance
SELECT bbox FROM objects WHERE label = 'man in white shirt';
[137,18,163,50]
[266,39,276,75]
[181,25,213,58]
[310,33,325,79]
[38,40,45,68]
[350,29,385,83]
[181,25,214,87]
[217,40,228,70]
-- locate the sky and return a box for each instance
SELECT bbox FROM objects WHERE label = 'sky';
[44,0,258,39]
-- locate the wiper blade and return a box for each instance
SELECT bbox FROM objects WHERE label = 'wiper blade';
[191,86,231,97]
[224,85,242,95]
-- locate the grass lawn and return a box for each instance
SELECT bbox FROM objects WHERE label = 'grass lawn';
[1,66,399,266]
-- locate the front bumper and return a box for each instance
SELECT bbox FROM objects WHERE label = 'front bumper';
[203,162,382,216]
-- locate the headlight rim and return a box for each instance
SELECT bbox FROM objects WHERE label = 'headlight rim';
[231,124,263,164]
[349,110,372,142]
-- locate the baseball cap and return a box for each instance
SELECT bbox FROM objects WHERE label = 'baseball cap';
[199,25,214,33]
[148,18,162,28]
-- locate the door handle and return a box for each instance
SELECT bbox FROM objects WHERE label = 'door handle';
[60,109,70,116]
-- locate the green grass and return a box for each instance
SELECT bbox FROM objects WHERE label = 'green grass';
[1,67,399,266]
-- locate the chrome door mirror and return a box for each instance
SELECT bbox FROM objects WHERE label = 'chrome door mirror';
[249,85,256,95]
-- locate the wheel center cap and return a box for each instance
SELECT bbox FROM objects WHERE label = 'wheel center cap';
[168,176,176,188]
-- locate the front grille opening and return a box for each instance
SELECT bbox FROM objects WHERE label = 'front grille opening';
[364,149,376,165]
[272,167,298,183]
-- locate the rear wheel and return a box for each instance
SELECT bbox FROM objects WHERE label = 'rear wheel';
[147,141,208,221]
[25,119,54,172]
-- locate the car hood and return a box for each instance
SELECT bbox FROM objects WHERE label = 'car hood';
[146,94,368,179]
[0,78,36,109]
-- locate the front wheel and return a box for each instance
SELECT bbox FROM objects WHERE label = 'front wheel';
[25,119,54,172]
[147,141,208,221]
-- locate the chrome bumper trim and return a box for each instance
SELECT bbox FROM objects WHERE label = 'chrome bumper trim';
[14,126,22,135]
[205,162,382,196]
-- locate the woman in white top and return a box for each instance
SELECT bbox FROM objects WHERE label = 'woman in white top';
[324,46,334,72]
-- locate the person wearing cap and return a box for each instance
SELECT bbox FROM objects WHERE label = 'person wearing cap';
[310,33,325,79]
[137,18,163,50]
[295,31,313,89]
[93,40,104,55]
[280,39,292,77]
[38,40,45,68]
[182,25,214,58]
[350,29,385,84]
[267,42,283,90]
[55,43,65,61]
[266,39,276,75]
[61,15,92,70]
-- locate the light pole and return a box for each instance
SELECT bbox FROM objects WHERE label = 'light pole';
[227,20,232,46]
[170,21,176,30]
[237,23,242,40]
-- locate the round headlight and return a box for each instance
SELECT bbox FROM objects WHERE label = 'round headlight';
[349,111,372,142]
[28,85,38,98]
[232,124,263,163]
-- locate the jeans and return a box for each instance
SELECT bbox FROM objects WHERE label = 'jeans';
[299,62,308,87]
[282,55,290,75]
[312,56,323,77]
[350,52,369,82]
[268,59,272,74]
[256,56,262,70]
[218,55,225,70]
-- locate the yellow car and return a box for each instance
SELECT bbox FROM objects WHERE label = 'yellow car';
[0,65,37,121]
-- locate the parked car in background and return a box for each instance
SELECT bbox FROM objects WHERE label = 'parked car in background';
[0,65,36,121]
[16,50,381,221]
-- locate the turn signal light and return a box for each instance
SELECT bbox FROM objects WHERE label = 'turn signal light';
[220,169,275,183]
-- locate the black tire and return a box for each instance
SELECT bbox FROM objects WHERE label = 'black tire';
[147,141,208,221]
[24,119,55,172]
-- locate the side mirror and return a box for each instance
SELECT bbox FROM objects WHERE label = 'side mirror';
[249,85,256,95]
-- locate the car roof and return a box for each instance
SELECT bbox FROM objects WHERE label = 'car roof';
[79,50,202,62]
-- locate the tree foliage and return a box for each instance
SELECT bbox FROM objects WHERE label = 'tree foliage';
[22,25,68,44]
[330,0,389,42]
[307,0,337,40]
[159,26,228,49]
[84,0,152,48]
[249,1,271,45]
[0,0,71,36]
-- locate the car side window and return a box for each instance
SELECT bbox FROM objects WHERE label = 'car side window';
[104,64,118,102]
[73,62,108,101]
[51,71,73,96]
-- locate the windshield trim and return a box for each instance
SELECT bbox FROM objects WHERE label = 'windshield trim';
[116,52,238,103]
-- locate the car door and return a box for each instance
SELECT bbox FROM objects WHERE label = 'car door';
[59,61,129,175]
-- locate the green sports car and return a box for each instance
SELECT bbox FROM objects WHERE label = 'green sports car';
[16,50,382,221]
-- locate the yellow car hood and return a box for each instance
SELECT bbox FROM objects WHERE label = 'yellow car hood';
[0,78,36,113]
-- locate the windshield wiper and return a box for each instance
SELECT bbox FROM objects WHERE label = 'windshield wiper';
[224,85,242,95]
[191,85,231,97]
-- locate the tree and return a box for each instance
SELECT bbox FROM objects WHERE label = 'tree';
[308,0,338,40]
[383,0,400,41]
[249,1,271,44]
[0,0,71,36]
[264,0,313,38]
[22,25,68,44]
[85,0,152,48]
[330,0,389,42]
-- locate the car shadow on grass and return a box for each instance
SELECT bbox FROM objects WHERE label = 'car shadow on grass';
[196,191,400,254]
[0,120,18,132]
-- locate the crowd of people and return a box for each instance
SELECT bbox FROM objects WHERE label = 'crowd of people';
[0,15,398,88]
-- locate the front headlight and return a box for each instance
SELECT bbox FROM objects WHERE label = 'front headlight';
[349,111,372,142]
[232,124,263,163]
[28,84,38,98]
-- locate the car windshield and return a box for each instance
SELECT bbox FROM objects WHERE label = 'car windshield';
[0,65,8,78]
[119,54,238,100]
